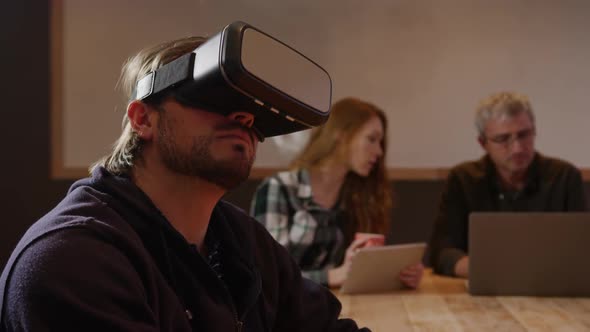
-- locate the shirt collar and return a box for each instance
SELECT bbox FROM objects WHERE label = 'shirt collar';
[484,152,541,196]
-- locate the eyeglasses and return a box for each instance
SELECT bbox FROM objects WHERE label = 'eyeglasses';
[485,128,535,147]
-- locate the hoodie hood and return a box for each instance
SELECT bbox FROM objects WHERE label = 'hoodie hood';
[71,167,257,266]
[70,167,261,317]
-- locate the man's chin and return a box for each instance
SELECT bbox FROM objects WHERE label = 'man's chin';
[215,142,254,159]
[207,159,254,189]
[508,162,532,174]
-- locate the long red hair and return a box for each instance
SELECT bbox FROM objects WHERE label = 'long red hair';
[290,97,392,236]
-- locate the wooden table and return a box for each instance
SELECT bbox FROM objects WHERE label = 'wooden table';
[335,270,590,331]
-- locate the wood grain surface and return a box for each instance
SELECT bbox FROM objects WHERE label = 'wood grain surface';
[335,270,590,331]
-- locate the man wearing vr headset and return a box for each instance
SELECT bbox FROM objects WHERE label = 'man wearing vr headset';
[0,24,367,331]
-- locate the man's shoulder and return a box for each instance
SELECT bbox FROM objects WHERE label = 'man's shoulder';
[1,185,141,285]
[536,154,581,176]
[0,188,148,324]
[26,185,136,240]
[448,157,490,181]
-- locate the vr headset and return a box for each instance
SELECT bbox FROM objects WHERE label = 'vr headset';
[134,21,332,141]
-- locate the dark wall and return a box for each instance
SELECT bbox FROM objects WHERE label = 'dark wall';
[1,1,75,268]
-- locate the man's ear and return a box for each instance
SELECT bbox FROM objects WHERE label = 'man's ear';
[127,100,156,141]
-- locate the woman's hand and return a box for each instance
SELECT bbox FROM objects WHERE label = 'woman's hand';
[399,263,424,289]
[453,256,469,278]
[327,237,371,287]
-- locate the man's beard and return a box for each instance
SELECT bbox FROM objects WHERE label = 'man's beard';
[157,114,254,189]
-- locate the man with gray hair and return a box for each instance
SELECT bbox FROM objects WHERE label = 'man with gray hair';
[429,91,587,277]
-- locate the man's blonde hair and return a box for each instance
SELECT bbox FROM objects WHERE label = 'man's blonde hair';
[90,36,207,175]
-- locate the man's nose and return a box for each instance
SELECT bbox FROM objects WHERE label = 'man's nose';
[510,137,525,152]
[376,144,384,157]
[228,112,255,128]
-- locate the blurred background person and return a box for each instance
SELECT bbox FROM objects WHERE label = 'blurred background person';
[429,91,587,278]
[251,97,424,289]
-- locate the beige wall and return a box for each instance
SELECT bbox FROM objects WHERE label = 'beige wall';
[53,0,590,178]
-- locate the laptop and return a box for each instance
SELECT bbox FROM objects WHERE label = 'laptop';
[468,212,590,297]
[340,242,426,294]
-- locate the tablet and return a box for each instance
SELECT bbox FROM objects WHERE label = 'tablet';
[340,242,426,294]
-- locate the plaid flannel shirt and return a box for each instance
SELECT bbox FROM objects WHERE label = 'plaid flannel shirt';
[250,169,348,285]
